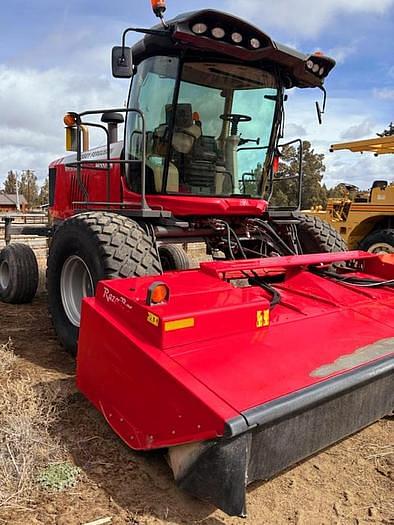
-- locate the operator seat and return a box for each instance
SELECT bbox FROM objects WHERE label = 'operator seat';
[168,105,233,194]
[170,104,202,154]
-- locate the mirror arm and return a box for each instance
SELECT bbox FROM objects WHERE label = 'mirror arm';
[120,26,169,61]
[321,86,327,112]
[315,86,327,125]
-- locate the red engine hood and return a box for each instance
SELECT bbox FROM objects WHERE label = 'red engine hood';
[124,191,268,217]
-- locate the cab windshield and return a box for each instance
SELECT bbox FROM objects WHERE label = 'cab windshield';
[126,56,278,197]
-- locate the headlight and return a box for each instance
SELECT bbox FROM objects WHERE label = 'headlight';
[211,27,225,39]
[191,23,208,35]
[231,32,243,44]
[319,66,325,76]
[250,38,261,49]
[306,60,314,70]
[312,63,320,73]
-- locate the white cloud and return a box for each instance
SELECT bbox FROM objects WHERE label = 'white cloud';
[0,65,125,185]
[327,41,359,64]
[373,87,394,100]
[324,154,393,190]
[282,90,391,188]
[225,0,394,37]
[286,123,307,137]
[340,118,375,140]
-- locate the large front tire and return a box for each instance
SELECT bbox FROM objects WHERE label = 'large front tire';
[47,212,161,355]
[297,214,347,253]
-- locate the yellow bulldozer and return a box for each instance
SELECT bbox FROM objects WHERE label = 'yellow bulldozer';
[307,132,394,253]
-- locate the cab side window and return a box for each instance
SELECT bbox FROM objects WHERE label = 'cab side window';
[125,56,179,193]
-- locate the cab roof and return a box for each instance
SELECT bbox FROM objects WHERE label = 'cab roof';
[132,9,335,89]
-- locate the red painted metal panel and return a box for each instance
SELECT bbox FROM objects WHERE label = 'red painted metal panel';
[49,148,268,220]
[77,253,394,450]
[77,299,238,450]
[200,250,376,277]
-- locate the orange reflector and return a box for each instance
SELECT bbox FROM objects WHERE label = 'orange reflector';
[193,112,201,122]
[273,155,279,174]
[313,50,324,56]
[147,282,170,305]
[64,113,77,127]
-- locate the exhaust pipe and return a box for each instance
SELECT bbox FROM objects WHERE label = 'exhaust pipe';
[101,112,124,144]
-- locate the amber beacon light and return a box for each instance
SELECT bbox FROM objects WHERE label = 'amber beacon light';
[151,0,167,17]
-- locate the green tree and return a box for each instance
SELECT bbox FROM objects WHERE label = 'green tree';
[3,170,18,194]
[328,183,351,199]
[268,141,327,209]
[19,170,39,209]
[300,141,327,209]
[38,178,49,206]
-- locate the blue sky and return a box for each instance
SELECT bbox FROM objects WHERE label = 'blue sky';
[0,0,393,189]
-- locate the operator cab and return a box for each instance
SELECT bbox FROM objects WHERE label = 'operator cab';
[60,6,335,218]
[119,9,335,202]
[126,57,278,198]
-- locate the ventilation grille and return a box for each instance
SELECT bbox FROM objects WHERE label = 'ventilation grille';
[71,172,90,207]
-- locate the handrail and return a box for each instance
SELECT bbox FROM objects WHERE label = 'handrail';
[65,107,151,212]
[238,138,304,210]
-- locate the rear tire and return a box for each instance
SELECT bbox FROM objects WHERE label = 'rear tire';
[159,244,190,271]
[297,214,347,253]
[0,243,38,304]
[47,212,162,355]
[359,229,394,254]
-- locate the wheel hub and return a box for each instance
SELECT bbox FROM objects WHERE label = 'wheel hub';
[0,260,10,290]
[60,255,94,327]
[367,242,394,255]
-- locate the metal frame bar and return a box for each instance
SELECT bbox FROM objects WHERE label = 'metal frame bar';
[238,138,303,211]
[330,136,394,155]
[65,107,151,211]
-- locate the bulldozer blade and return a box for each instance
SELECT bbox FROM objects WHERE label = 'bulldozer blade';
[77,251,394,516]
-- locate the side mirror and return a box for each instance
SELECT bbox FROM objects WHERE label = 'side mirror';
[315,101,323,125]
[112,46,133,78]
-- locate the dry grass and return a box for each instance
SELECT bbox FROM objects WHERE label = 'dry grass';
[0,339,65,509]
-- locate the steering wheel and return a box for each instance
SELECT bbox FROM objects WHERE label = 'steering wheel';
[220,113,252,136]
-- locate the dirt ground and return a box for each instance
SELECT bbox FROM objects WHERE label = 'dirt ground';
[0,293,392,525]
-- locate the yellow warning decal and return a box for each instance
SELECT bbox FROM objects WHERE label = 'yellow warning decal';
[256,310,270,328]
[164,318,195,332]
[147,312,160,327]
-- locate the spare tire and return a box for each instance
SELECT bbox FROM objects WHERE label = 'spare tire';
[0,243,39,304]
[297,214,347,253]
[47,212,162,355]
[159,244,190,271]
